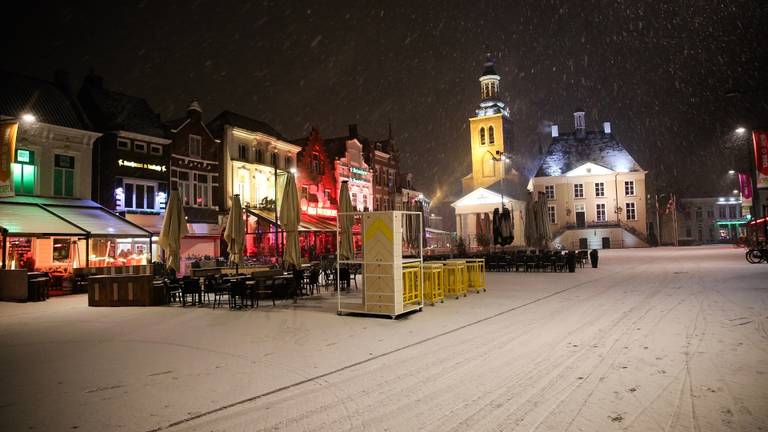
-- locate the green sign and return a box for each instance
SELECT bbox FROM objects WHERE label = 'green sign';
[16,149,33,164]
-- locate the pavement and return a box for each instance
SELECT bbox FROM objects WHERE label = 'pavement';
[1,245,766,431]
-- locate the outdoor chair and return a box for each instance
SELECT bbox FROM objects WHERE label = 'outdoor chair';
[204,275,229,309]
[250,272,277,307]
[525,255,538,272]
[293,270,307,297]
[164,278,182,304]
[337,267,351,291]
[229,280,249,309]
[349,265,360,290]
[554,254,567,272]
[180,278,201,306]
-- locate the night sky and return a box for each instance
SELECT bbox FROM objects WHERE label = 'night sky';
[4,1,767,216]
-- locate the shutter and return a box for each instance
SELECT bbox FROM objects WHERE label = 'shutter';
[54,169,63,196]
[65,170,74,197]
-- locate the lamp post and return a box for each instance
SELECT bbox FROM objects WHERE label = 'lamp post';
[486,150,511,210]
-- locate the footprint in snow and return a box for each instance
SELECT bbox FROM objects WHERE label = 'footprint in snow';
[609,414,624,423]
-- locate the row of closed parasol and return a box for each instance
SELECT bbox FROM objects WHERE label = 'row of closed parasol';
[157,175,357,272]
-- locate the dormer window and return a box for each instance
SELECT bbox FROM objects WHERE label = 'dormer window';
[479,127,486,145]
[238,144,248,160]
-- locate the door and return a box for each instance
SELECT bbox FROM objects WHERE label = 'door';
[602,236,611,249]
[575,203,586,228]
[579,237,588,249]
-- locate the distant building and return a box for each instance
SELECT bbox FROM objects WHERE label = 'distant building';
[532,111,648,249]
[324,127,374,212]
[673,197,746,244]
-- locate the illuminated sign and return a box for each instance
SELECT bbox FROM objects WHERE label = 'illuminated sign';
[300,200,337,217]
[118,159,167,172]
[350,167,368,175]
[16,149,31,164]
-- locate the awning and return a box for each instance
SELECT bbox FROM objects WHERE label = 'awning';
[0,202,87,237]
[245,208,337,232]
[0,196,151,238]
[126,213,164,235]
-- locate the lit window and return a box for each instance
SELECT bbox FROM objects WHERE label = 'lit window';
[624,180,635,196]
[547,205,556,224]
[117,139,130,150]
[544,185,555,200]
[574,183,584,198]
[13,148,36,195]
[625,202,636,221]
[122,179,158,211]
[596,203,607,222]
[189,135,202,158]
[134,141,147,153]
[311,153,320,174]
[488,126,495,144]
[595,182,605,197]
[52,238,71,263]
[479,127,486,145]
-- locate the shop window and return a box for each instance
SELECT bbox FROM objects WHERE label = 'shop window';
[53,154,75,197]
[52,238,71,263]
[189,135,202,158]
[117,139,130,150]
[12,148,36,195]
[150,144,162,156]
[624,180,635,196]
[134,141,147,153]
[625,202,637,221]
[595,182,605,197]
[574,183,584,199]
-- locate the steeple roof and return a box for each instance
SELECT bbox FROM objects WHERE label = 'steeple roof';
[481,52,498,77]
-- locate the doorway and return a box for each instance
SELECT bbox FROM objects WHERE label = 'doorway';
[575,203,586,228]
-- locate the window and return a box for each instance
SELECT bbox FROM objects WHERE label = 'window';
[238,144,248,160]
[256,148,264,163]
[596,203,607,222]
[311,153,321,174]
[479,127,486,145]
[707,209,714,218]
[177,171,191,205]
[625,202,636,221]
[574,183,584,199]
[117,139,130,150]
[301,185,309,200]
[488,126,495,144]
[194,173,210,207]
[351,192,358,209]
[12,148,36,195]
[719,206,726,219]
[285,156,293,171]
[547,205,556,224]
[594,182,605,197]
[189,135,202,158]
[122,179,158,211]
[324,189,330,201]
[696,207,702,221]
[53,154,75,197]
[52,238,71,263]
[375,197,380,210]
[544,185,555,200]
[624,180,635,196]
[270,152,277,167]
[134,141,147,153]
[150,144,162,156]
[362,194,367,209]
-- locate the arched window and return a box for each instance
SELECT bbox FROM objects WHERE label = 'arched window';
[488,126,495,144]
[270,152,277,167]
[255,148,263,163]
[479,127,486,145]
[482,152,495,178]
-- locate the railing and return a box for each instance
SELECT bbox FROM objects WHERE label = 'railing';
[619,220,649,244]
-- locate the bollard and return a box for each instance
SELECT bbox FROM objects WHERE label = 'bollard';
[589,249,599,268]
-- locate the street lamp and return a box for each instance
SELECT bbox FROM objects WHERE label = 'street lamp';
[735,127,746,134]
[728,170,736,175]
[487,150,511,210]
[20,113,36,124]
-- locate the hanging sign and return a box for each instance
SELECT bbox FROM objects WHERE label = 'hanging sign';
[754,130,768,189]
[738,172,753,207]
[0,122,19,197]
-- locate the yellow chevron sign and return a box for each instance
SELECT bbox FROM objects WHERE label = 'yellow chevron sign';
[365,218,393,243]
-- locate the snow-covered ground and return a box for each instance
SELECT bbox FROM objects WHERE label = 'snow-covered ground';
[1,245,766,432]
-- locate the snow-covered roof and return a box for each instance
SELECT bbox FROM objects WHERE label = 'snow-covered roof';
[536,129,642,177]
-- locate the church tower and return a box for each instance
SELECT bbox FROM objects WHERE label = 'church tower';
[462,52,515,194]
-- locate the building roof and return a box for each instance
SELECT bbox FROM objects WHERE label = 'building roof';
[536,129,643,177]
[481,53,498,77]
[0,70,89,130]
[207,110,286,140]
[78,75,166,137]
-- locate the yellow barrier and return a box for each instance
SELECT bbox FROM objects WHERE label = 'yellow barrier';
[402,267,422,305]
[422,264,445,305]
[443,263,467,299]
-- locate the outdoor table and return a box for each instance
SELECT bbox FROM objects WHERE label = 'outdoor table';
[422,264,445,305]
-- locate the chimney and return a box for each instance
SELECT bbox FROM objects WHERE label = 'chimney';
[348,124,358,139]
[187,99,203,121]
[603,121,612,134]
[551,124,559,138]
